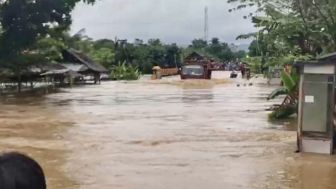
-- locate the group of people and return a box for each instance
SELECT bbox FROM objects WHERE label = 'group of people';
[239,63,251,79]
[228,62,251,79]
[0,152,46,189]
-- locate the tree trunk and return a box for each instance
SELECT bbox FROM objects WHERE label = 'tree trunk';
[17,74,22,93]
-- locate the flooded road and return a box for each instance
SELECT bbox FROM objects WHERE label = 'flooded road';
[0,72,336,189]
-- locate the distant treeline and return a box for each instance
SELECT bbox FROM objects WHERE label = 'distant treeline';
[67,36,247,74]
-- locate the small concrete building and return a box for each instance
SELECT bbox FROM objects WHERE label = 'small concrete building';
[296,53,336,154]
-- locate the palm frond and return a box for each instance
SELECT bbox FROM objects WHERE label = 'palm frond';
[268,104,297,120]
[236,32,258,40]
[267,87,288,100]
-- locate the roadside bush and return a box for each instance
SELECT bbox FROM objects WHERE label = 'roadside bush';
[111,62,141,80]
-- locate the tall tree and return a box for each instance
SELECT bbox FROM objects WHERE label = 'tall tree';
[190,39,208,49]
[229,0,336,54]
[0,0,95,91]
[165,44,182,68]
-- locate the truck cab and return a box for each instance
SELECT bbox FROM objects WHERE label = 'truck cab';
[180,52,213,80]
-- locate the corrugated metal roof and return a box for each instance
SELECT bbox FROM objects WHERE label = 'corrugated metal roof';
[63,49,108,73]
[61,63,88,72]
[318,52,336,60]
[41,69,83,78]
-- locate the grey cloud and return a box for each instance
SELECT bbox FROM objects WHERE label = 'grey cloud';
[71,0,256,45]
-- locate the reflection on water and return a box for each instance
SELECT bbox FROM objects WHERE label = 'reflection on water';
[0,73,335,189]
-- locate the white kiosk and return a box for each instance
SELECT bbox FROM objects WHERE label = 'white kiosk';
[297,53,336,154]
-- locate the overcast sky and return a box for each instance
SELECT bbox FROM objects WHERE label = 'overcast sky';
[70,0,256,46]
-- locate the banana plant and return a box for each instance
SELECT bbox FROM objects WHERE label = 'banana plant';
[268,70,299,120]
[268,71,299,98]
[111,62,141,81]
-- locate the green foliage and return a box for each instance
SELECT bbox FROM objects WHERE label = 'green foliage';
[93,39,115,49]
[267,87,288,100]
[248,40,261,57]
[231,0,336,55]
[0,0,96,92]
[108,39,183,74]
[228,0,336,120]
[184,37,246,62]
[0,0,247,80]
[267,70,299,100]
[281,71,297,92]
[268,105,297,120]
[267,71,299,119]
[111,62,141,81]
[56,37,184,74]
[266,54,312,68]
[34,37,66,62]
[190,39,208,49]
[0,0,97,85]
[89,48,115,70]
[243,56,262,73]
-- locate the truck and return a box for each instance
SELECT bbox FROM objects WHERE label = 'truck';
[180,52,214,80]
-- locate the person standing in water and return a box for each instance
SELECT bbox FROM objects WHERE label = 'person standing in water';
[240,63,246,78]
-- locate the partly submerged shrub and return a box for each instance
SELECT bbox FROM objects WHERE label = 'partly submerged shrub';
[111,62,141,80]
[268,105,297,120]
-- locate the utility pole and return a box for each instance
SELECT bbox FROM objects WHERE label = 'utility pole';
[204,6,209,42]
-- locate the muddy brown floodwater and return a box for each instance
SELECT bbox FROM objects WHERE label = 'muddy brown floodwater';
[1,72,336,189]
